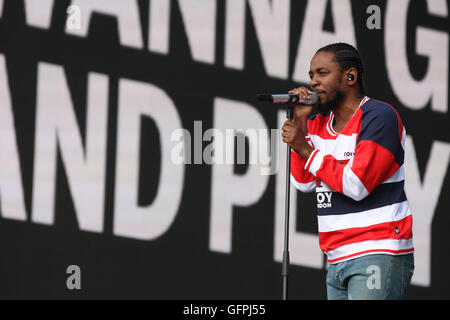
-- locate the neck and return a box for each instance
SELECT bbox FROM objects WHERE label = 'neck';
[332,92,364,131]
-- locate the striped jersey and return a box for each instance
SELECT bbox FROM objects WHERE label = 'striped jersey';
[291,97,414,264]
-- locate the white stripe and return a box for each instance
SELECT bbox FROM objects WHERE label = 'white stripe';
[303,149,318,171]
[383,165,405,184]
[326,238,414,263]
[316,182,334,192]
[326,113,337,136]
[401,127,406,150]
[307,150,325,176]
[310,133,357,158]
[290,174,315,193]
[321,97,369,140]
[329,250,414,264]
[342,166,369,201]
[318,200,411,232]
[359,96,370,107]
[316,168,405,196]
[329,113,338,135]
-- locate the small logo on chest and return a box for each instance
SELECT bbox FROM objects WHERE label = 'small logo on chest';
[343,151,355,157]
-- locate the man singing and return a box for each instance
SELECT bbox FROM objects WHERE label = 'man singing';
[282,43,414,300]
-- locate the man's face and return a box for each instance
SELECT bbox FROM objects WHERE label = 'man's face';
[309,51,345,113]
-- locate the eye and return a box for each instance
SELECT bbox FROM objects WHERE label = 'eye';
[319,71,328,76]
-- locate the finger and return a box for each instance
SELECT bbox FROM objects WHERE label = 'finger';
[283,120,293,127]
[298,88,310,100]
[282,126,292,134]
[288,86,303,94]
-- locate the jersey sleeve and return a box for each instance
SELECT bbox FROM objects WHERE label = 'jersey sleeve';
[290,137,316,193]
[304,105,404,201]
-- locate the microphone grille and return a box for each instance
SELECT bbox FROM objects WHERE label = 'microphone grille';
[309,91,318,104]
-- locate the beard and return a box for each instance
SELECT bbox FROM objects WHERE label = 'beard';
[317,89,346,115]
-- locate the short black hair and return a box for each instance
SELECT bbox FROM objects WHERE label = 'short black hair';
[316,43,365,95]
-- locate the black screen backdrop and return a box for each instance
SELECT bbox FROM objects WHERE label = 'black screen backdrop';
[0,0,449,299]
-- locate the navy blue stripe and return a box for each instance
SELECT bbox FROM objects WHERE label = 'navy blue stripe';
[317,180,407,216]
[358,100,404,166]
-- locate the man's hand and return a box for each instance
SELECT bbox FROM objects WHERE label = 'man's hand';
[282,86,315,160]
[289,86,314,121]
[281,119,314,160]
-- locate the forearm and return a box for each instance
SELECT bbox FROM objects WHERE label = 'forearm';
[293,116,314,160]
[304,144,401,201]
[290,150,316,193]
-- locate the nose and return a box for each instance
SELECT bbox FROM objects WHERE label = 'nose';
[310,74,319,89]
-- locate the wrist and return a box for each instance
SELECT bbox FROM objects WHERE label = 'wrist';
[296,117,309,134]
[300,144,315,160]
[293,141,314,160]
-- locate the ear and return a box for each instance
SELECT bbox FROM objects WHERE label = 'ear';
[345,67,358,85]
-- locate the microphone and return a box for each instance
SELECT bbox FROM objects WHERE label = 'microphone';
[257,92,318,104]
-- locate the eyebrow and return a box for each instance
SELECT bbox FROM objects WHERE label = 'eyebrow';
[309,67,328,75]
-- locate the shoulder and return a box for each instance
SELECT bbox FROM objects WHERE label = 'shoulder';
[359,98,404,139]
[360,98,401,123]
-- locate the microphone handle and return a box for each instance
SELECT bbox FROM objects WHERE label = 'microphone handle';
[271,94,298,104]
[257,93,317,105]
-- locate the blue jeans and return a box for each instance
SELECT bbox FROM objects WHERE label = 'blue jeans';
[326,254,414,300]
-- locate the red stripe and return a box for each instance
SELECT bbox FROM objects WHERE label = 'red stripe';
[308,114,337,139]
[340,108,363,136]
[327,115,337,136]
[305,149,319,172]
[291,151,315,183]
[319,215,413,252]
[315,141,400,195]
[328,248,414,263]
[352,140,400,193]
[316,178,322,187]
[316,154,344,193]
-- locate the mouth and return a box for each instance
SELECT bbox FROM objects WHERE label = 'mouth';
[314,91,326,101]
[315,91,327,103]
